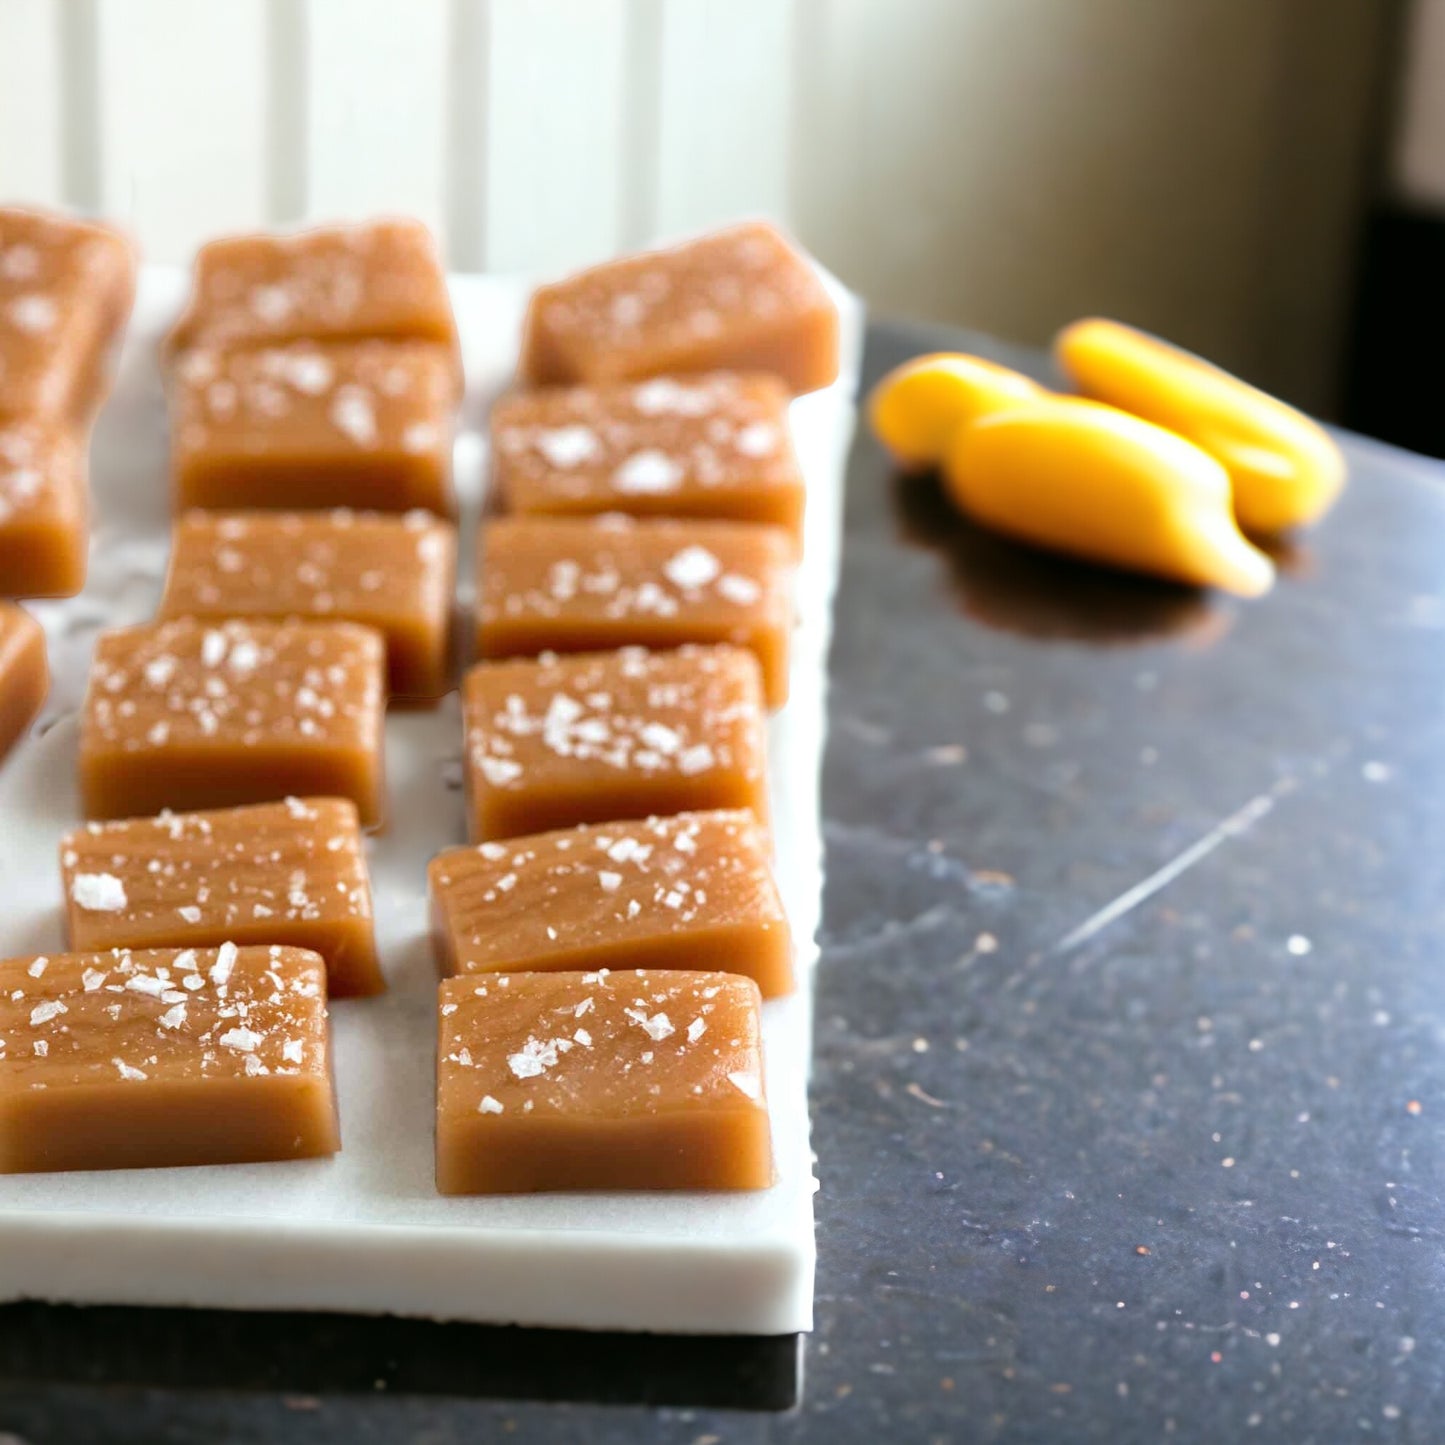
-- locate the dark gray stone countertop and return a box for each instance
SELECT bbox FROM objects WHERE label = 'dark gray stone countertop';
[2,320,1442,1444]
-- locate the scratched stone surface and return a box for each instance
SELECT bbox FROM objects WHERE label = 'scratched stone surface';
[2,322,1444,1443]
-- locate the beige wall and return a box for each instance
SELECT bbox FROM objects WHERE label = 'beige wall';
[791,0,1395,413]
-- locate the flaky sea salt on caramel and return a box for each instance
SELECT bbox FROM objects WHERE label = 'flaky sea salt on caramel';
[160,509,456,699]
[0,419,88,598]
[462,644,769,841]
[519,222,839,395]
[0,602,47,767]
[435,969,771,1194]
[430,809,792,997]
[79,618,387,826]
[491,372,805,544]
[476,515,794,707]
[164,217,457,360]
[60,798,382,997]
[0,205,136,424]
[169,340,456,515]
[0,944,339,1173]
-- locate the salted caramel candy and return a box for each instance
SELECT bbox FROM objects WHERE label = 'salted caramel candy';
[477,516,794,707]
[0,418,88,597]
[490,373,805,544]
[436,969,770,1194]
[60,798,382,997]
[462,644,769,841]
[430,810,792,997]
[80,618,387,826]
[0,603,46,765]
[0,944,339,1174]
[519,223,839,395]
[169,340,456,515]
[164,217,457,360]
[159,510,456,699]
[0,205,136,424]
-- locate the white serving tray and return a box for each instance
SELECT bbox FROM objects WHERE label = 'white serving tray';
[0,261,862,1335]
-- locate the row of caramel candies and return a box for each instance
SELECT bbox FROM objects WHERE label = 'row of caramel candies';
[441,220,839,1193]
[3,220,846,1198]
[868,321,1347,597]
[0,207,139,769]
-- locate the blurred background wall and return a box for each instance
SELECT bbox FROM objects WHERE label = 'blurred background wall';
[0,0,1408,417]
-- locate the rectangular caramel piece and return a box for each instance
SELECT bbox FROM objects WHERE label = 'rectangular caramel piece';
[491,372,805,545]
[436,969,770,1194]
[430,810,792,997]
[0,206,137,424]
[170,340,456,515]
[159,509,456,699]
[80,618,387,826]
[519,222,839,395]
[164,217,457,362]
[463,644,768,841]
[477,515,793,708]
[0,418,88,598]
[0,602,47,766]
[0,944,338,1173]
[60,799,382,997]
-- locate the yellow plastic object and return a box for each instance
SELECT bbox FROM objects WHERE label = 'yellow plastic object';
[1054,318,1345,534]
[867,353,1047,470]
[943,397,1275,598]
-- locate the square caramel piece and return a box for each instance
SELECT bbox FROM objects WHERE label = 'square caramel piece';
[477,516,794,707]
[518,222,839,395]
[170,340,456,515]
[0,206,137,424]
[164,216,457,360]
[60,798,382,997]
[0,417,88,598]
[462,644,769,841]
[159,509,456,699]
[0,602,47,766]
[490,372,805,545]
[436,968,770,1194]
[430,810,792,997]
[0,944,338,1174]
[80,618,387,826]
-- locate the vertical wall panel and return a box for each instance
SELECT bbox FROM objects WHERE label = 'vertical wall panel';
[0,0,64,205]
[305,0,449,237]
[482,0,628,274]
[94,0,268,261]
[1395,0,1445,207]
[652,0,793,239]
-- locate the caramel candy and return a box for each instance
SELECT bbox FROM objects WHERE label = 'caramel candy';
[477,516,794,707]
[0,206,137,424]
[164,217,457,360]
[80,618,387,826]
[60,798,382,997]
[491,373,805,545]
[0,944,339,1174]
[0,602,46,765]
[463,644,768,841]
[519,223,839,395]
[430,810,792,997]
[159,510,456,699]
[0,419,88,597]
[170,340,456,515]
[436,969,770,1194]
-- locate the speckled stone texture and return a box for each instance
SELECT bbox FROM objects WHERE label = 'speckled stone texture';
[2,321,1443,1443]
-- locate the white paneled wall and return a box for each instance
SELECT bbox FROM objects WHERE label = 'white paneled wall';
[0,0,1395,409]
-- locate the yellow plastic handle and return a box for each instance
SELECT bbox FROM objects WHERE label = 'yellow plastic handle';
[867,353,1046,470]
[944,397,1275,598]
[1054,318,1345,534]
